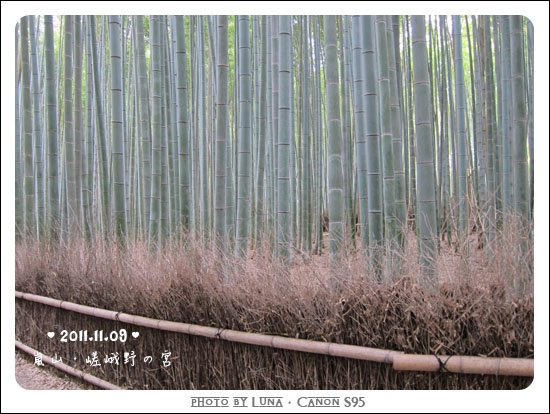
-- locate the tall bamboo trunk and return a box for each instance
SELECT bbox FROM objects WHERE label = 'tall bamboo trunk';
[236,16,252,256]
[109,16,127,240]
[453,16,469,244]
[134,16,152,236]
[526,19,534,216]
[16,23,23,238]
[174,16,190,230]
[73,16,83,235]
[149,15,162,244]
[362,16,384,279]
[351,15,368,250]
[276,16,292,260]
[324,15,345,264]
[214,16,229,251]
[89,16,110,236]
[499,16,512,214]
[386,15,406,253]
[44,16,60,240]
[255,16,268,245]
[483,16,497,253]
[21,16,35,238]
[411,15,438,284]
[509,16,529,223]
[376,16,396,271]
[29,16,44,239]
[63,16,78,238]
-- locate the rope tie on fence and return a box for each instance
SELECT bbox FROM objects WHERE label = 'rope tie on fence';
[434,354,452,373]
[114,311,122,321]
[215,328,224,339]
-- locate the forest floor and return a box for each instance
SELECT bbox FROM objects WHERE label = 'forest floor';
[15,352,88,390]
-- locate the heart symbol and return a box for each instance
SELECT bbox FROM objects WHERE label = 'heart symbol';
[132,332,139,339]
[47,332,55,338]
[124,352,129,359]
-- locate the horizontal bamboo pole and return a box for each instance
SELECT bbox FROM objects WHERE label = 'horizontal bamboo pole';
[393,353,534,377]
[16,291,399,364]
[16,291,533,376]
[15,340,122,390]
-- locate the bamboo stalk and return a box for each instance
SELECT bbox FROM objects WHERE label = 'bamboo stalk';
[15,291,533,376]
[324,15,345,263]
[15,340,122,390]
[214,16,229,251]
[393,353,533,377]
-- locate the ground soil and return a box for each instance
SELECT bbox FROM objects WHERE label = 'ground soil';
[15,352,88,390]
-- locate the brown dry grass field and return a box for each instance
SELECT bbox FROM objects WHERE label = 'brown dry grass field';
[14,221,533,390]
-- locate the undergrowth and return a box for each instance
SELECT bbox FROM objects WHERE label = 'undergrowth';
[15,223,533,389]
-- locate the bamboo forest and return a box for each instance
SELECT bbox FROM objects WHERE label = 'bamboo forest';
[15,15,534,391]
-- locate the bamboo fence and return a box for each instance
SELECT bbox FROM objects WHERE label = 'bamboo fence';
[15,291,534,377]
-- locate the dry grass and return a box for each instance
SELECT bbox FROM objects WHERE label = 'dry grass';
[14,223,533,389]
